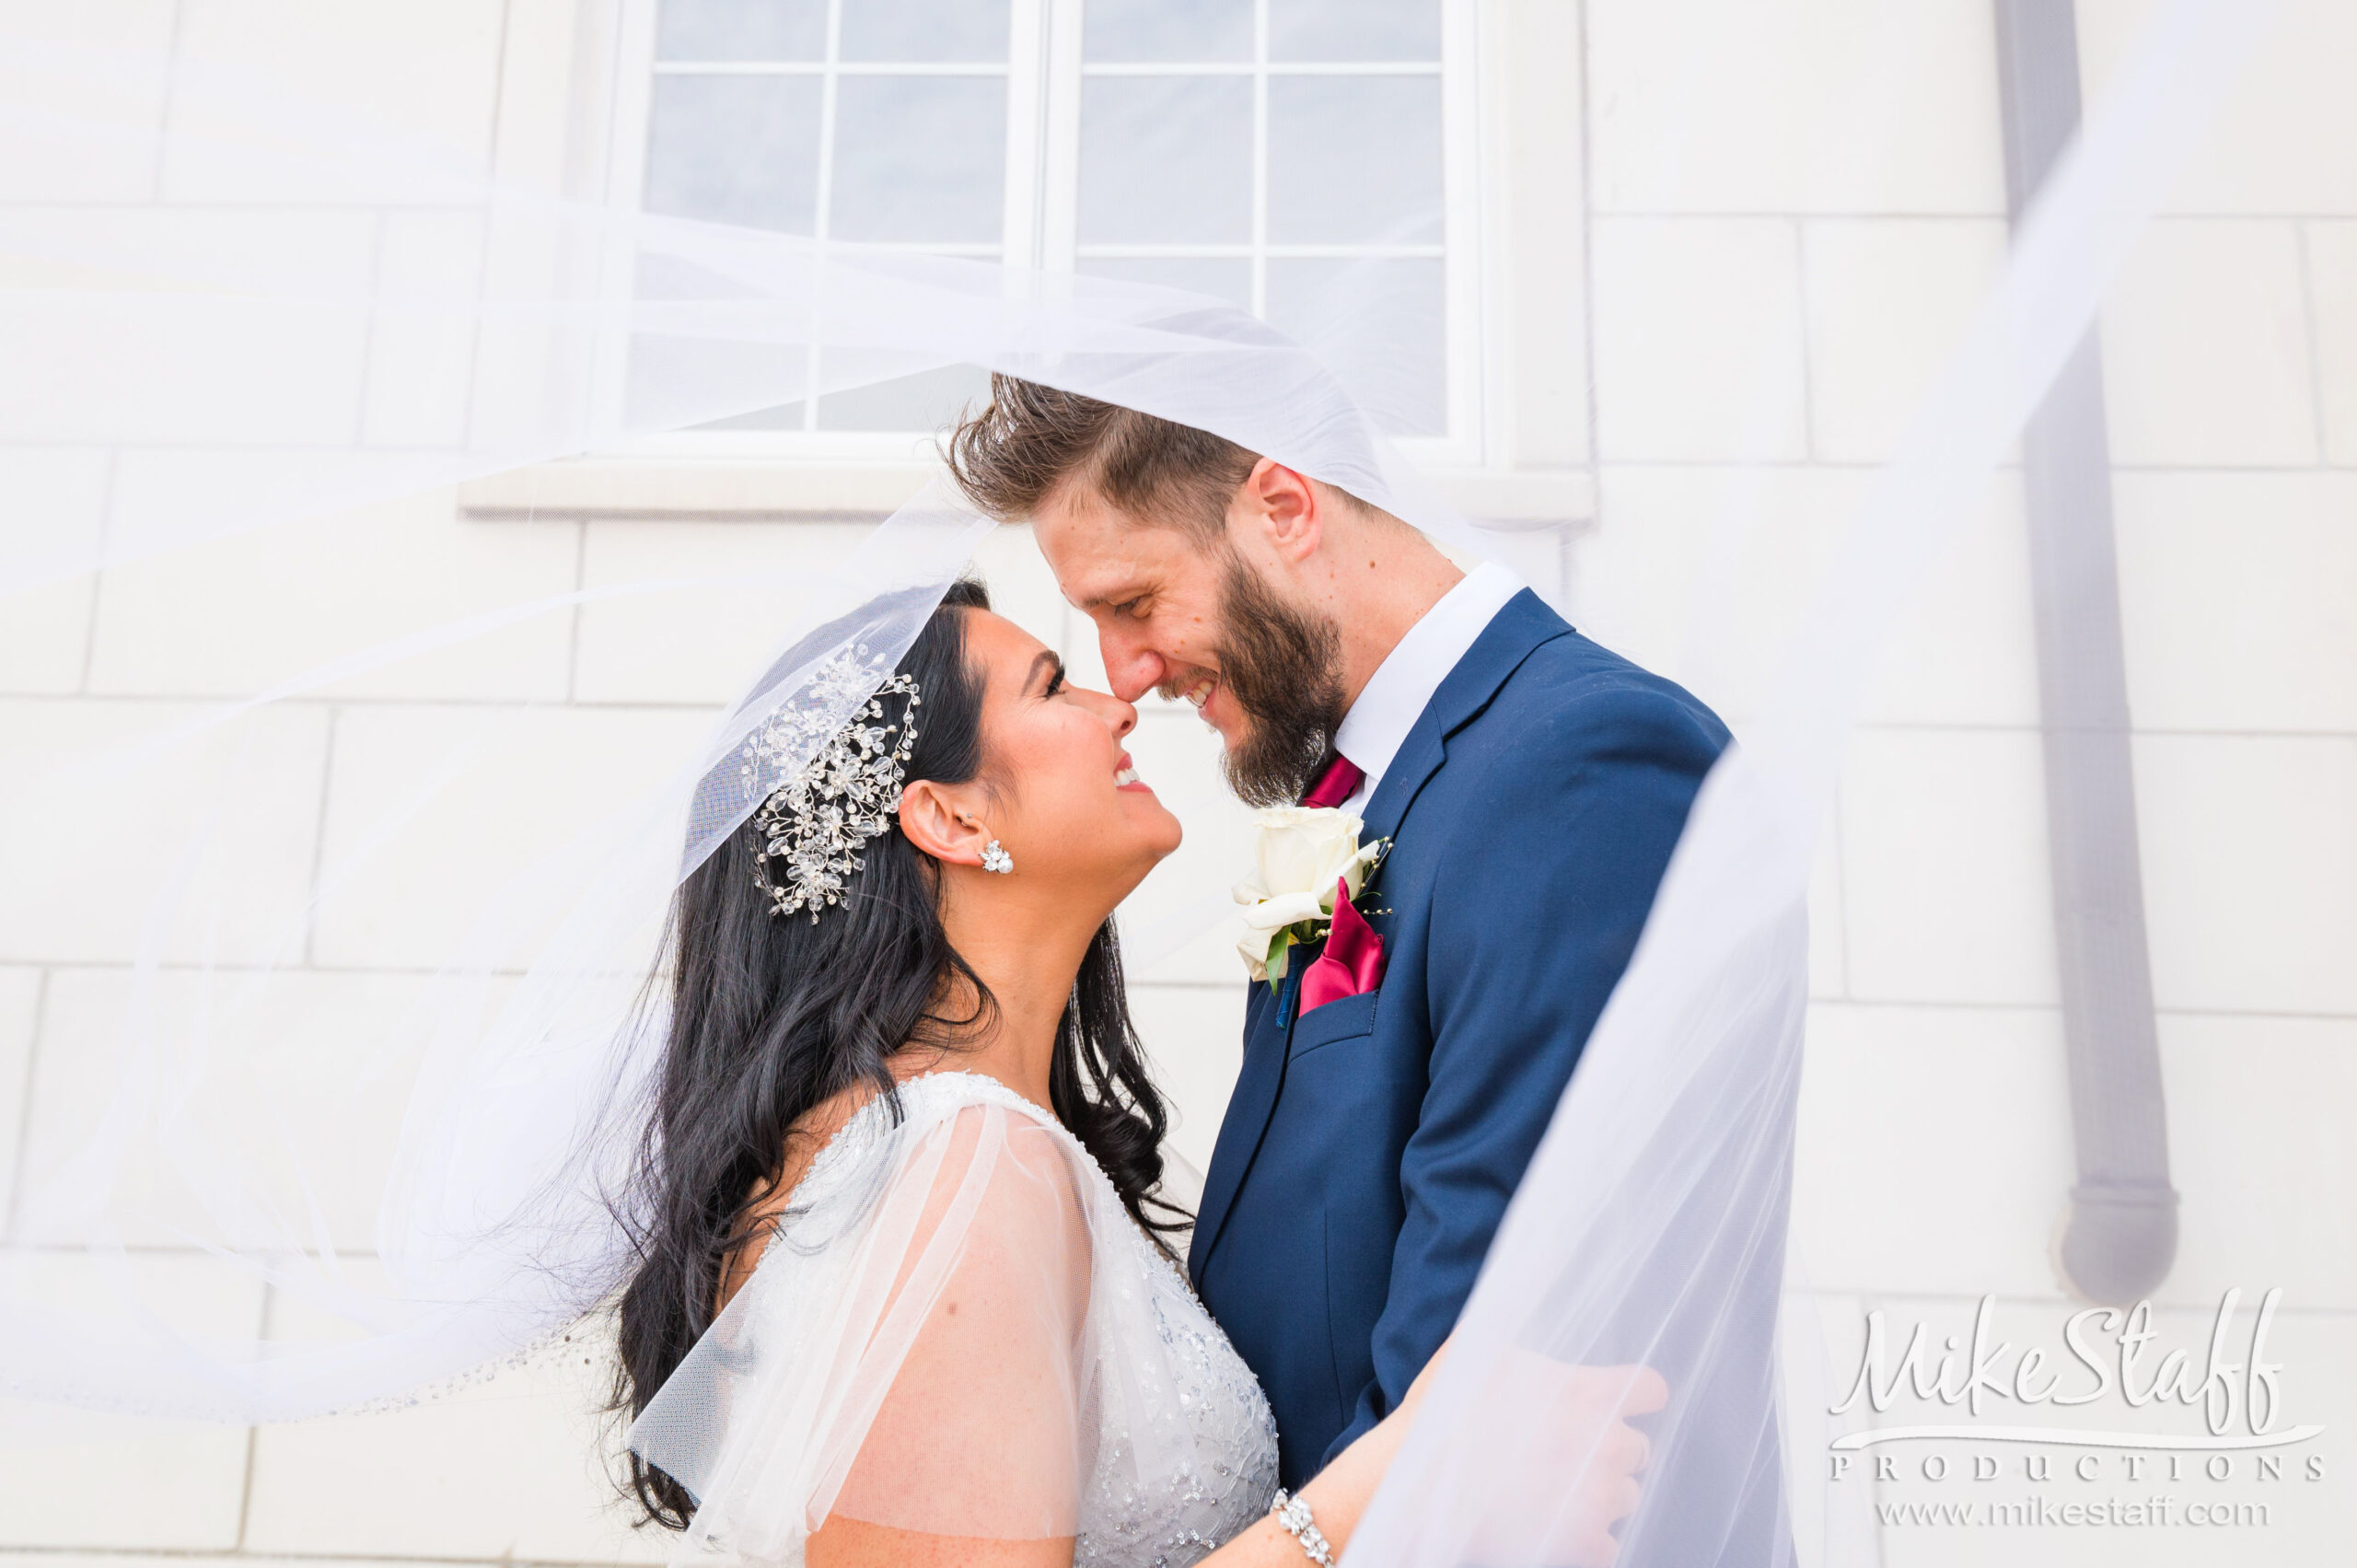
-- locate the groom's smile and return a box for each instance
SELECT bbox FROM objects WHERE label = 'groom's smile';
[1166,670,1222,722]
[1032,460,1355,806]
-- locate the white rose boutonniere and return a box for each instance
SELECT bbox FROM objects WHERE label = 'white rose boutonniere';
[1233,806,1387,987]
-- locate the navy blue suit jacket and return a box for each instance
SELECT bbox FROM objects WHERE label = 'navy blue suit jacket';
[1188,589,1730,1487]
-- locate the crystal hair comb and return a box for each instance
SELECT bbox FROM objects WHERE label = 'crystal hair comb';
[741,648,922,922]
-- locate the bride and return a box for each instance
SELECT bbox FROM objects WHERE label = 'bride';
[609,579,1654,1565]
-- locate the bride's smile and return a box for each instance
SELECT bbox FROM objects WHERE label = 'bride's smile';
[907,604,1183,917]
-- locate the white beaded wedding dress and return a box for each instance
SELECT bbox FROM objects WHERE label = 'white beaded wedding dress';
[628,1071,1281,1566]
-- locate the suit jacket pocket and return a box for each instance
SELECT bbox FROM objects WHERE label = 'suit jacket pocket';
[1289,988,1378,1060]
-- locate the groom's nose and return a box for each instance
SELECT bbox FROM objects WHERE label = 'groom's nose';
[1097,627,1165,705]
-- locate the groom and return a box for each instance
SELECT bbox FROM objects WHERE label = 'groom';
[947,380,1727,1489]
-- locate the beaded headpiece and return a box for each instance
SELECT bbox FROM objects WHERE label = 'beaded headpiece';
[742,647,922,922]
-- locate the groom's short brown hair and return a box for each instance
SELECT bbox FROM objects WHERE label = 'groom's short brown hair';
[943,375,1258,540]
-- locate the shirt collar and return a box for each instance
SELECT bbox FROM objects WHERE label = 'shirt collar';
[1333,561,1523,797]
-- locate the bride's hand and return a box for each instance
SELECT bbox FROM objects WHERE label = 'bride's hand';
[1262,1341,1665,1568]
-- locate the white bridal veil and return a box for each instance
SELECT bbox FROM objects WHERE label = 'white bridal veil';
[2,0,2348,1560]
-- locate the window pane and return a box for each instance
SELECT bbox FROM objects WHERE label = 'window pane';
[1269,0,1439,62]
[656,0,827,61]
[1266,76,1441,245]
[1083,0,1252,62]
[1267,257,1445,436]
[830,76,1006,244]
[644,75,822,232]
[1077,77,1251,244]
[816,363,993,431]
[1076,255,1253,310]
[842,0,1010,64]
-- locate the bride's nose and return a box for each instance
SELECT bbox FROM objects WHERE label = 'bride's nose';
[1077,685,1137,741]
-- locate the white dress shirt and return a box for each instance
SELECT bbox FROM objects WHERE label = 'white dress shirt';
[1332,561,1524,818]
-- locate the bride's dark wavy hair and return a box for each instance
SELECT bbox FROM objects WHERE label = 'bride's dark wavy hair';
[610,577,1184,1530]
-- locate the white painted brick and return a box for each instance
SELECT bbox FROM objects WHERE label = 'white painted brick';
[574,518,872,705]
[244,1287,661,1563]
[1802,218,2009,464]
[87,493,576,702]
[1792,1004,2073,1298]
[2160,1014,2357,1311]
[1497,0,1591,467]
[1808,813,1848,1000]
[1578,465,1829,709]
[2115,471,2357,734]
[0,576,95,696]
[1864,480,2041,732]
[489,0,600,189]
[165,0,508,199]
[1840,728,2060,1005]
[1588,0,2003,216]
[0,1252,261,1548]
[1579,467,2038,730]
[27,211,377,456]
[308,703,713,970]
[0,0,178,201]
[361,211,493,450]
[0,700,330,966]
[2307,221,2357,465]
[0,966,37,1225]
[2135,735,2357,1016]
[2079,0,2357,217]
[1128,981,1247,1180]
[17,968,436,1252]
[2101,220,2319,469]
[0,449,108,692]
[1591,218,1809,463]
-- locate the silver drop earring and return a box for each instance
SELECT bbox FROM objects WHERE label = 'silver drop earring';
[981,840,1014,875]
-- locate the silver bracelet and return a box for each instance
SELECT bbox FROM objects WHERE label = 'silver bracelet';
[1268,1488,1337,1566]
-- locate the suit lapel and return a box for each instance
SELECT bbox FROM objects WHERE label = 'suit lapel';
[1190,967,1296,1285]
[1189,590,1572,1286]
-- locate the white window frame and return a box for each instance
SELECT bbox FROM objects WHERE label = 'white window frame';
[595,0,1488,469]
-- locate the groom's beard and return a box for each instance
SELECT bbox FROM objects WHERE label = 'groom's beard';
[1206,552,1349,807]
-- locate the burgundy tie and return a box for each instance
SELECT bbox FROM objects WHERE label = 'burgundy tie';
[1300,753,1364,810]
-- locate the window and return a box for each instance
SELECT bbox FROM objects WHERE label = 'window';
[618,0,1477,451]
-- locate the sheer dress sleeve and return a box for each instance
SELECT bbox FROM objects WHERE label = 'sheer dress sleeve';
[824,1103,1092,1538]
[628,1093,1096,1563]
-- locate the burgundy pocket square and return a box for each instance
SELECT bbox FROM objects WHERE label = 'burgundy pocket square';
[1299,878,1385,1014]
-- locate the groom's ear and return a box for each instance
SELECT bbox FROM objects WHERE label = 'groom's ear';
[1241,459,1323,563]
[896,779,993,867]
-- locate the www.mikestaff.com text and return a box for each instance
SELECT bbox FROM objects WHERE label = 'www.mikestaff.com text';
[1875,1495,2269,1527]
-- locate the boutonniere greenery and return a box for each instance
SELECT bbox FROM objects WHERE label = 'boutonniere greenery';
[1233,806,1388,990]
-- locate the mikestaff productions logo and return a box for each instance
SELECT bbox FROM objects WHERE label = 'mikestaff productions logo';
[1826,1288,2327,1530]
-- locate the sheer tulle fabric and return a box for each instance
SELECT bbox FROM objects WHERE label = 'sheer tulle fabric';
[0,0,2310,1563]
[630,1074,1275,1562]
